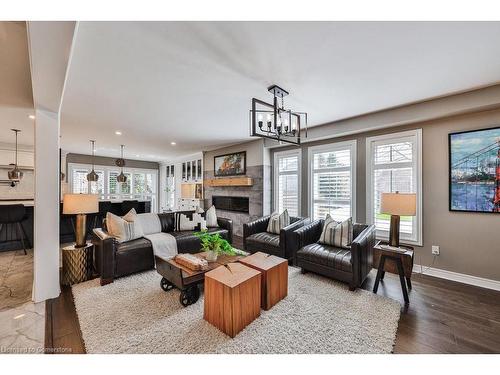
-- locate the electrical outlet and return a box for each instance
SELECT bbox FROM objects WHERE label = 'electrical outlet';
[432,245,440,255]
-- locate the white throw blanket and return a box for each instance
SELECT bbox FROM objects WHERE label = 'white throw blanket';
[143,232,178,260]
[136,213,178,260]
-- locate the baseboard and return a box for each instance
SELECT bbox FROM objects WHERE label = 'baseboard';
[413,264,500,291]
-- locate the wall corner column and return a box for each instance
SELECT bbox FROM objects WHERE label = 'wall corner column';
[32,109,61,303]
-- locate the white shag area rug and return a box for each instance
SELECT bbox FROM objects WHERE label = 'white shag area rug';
[72,268,401,354]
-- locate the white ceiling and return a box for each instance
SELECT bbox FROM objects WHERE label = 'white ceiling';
[59,21,500,161]
[0,22,34,146]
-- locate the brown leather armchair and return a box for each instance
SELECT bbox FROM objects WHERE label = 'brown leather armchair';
[293,219,376,290]
[243,215,309,264]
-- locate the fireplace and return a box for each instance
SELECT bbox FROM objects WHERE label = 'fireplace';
[212,196,249,213]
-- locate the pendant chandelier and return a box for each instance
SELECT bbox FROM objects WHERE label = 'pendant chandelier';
[8,129,23,184]
[116,145,127,183]
[250,85,307,145]
[86,140,99,182]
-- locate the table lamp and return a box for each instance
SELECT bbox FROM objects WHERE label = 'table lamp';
[63,194,99,247]
[380,192,416,248]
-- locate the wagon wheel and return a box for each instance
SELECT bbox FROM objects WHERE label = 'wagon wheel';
[180,285,200,307]
[160,277,174,292]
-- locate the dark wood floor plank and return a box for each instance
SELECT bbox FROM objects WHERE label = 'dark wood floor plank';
[45,235,500,354]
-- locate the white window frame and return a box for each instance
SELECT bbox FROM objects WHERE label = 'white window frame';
[273,149,302,216]
[365,129,423,246]
[68,162,159,211]
[308,140,357,222]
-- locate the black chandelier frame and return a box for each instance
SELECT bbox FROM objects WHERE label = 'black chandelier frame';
[250,85,307,145]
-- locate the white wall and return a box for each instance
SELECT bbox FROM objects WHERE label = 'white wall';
[32,109,60,302]
[0,143,35,199]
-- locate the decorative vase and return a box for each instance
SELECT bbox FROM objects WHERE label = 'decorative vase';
[206,250,218,262]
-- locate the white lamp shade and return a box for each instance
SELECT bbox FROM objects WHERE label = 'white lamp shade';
[63,194,99,214]
[380,192,416,216]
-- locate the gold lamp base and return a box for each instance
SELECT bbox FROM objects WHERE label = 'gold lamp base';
[75,213,88,248]
[389,214,400,248]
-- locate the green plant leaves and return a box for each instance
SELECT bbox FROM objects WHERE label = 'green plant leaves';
[194,230,235,255]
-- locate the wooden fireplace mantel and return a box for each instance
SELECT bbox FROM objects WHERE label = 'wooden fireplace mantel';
[204,177,253,187]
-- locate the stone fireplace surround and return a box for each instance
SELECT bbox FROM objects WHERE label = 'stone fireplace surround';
[203,165,269,237]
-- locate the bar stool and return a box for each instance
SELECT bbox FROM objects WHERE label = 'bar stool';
[94,201,113,228]
[0,204,30,255]
[121,200,139,215]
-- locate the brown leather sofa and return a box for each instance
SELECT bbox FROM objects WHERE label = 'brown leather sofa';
[293,219,376,290]
[243,215,309,264]
[92,211,232,285]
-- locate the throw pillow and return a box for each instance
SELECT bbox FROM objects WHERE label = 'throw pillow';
[175,213,198,231]
[266,209,290,234]
[205,205,218,228]
[106,211,144,243]
[319,215,353,249]
[136,212,162,235]
[193,213,207,231]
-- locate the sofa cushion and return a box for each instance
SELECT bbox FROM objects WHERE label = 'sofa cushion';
[245,232,280,255]
[136,212,162,235]
[296,243,352,272]
[115,238,154,277]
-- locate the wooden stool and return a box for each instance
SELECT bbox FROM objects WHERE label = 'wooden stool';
[240,252,288,310]
[204,263,261,338]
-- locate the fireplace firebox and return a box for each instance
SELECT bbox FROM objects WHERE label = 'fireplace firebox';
[212,196,249,213]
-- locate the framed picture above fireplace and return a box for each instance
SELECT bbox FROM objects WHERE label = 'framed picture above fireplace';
[449,126,500,213]
[214,151,246,177]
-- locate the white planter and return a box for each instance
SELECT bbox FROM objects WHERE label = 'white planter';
[206,250,218,262]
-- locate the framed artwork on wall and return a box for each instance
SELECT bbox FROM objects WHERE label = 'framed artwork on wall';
[214,151,246,177]
[449,126,500,213]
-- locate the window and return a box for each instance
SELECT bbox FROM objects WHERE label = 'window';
[108,171,119,199]
[309,140,356,221]
[71,169,89,194]
[274,150,301,216]
[90,171,105,196]
[366,129,422,245]
[68,163,158,212]
[165,165,175,210]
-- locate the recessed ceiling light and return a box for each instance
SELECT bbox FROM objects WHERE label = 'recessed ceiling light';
[28,115,35,120]
[171,142,176,146]
[135,154,140,157]
[115,131,122,135]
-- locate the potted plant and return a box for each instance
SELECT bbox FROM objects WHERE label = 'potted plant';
[195,231,235,262]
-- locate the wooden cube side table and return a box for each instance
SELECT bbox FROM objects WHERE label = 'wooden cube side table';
[204,263,261,338]
[240,252,288,310]
[61,242,94,286]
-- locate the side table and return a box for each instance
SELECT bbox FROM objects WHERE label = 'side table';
[239,251,288,310]
[61,243,94,286]
[372,241,414,304]
[204,262,261,338]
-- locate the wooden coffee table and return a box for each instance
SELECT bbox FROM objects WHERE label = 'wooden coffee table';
[204,262,261,338]
[239,252,288,310]
[155,252,246,307]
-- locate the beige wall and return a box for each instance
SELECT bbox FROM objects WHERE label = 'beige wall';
[204,139,264,171]
[272,108,500,281]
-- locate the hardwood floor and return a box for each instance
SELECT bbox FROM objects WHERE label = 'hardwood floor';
[45,236,500,354]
